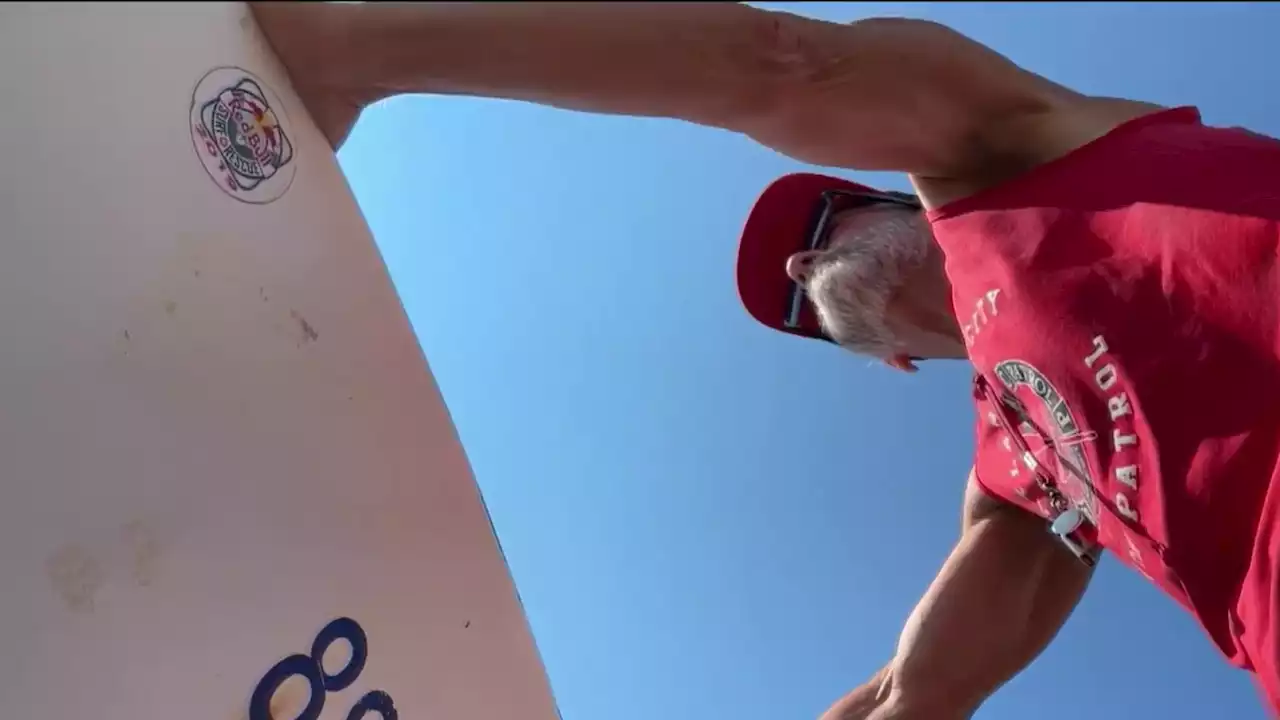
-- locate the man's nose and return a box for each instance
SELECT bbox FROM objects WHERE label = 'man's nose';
[785,250,821,284]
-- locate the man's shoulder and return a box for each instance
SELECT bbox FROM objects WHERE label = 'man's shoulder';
[913,97,1166,210]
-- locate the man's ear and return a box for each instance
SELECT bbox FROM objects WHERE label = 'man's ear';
[884,354,920,373]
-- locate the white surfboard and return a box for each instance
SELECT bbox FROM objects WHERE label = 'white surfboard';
[0,4,562,719]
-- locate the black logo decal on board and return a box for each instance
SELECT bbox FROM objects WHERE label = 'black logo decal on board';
[249,617,399,720]
[190,67,297,204]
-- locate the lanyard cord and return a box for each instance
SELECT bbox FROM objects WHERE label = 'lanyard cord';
[974,375,1074,514]
[975,373,1106,566]
[974,373,1126,516]
[973,374,1172,569]
[974,373,1149,534]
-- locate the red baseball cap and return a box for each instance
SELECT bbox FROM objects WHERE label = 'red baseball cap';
[735,172,921,343]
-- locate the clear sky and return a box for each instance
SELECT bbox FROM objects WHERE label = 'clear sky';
[337,4,1280,718]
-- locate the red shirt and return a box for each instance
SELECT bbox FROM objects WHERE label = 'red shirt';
[930,106,1280,711]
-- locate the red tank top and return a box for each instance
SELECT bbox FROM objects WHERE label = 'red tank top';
[929,106,1280,711]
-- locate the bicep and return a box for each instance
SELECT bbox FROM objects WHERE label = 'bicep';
[884,478,1093,716]
[739,14,1078,179]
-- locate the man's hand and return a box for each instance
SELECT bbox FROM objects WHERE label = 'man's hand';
[819,472,1095,719]
[250,3,372,150]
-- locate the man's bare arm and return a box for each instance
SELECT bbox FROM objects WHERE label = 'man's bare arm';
[820,473,1094,719]
[251,3,1142,187]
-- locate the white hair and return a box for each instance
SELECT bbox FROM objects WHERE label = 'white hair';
[804,210,932,358]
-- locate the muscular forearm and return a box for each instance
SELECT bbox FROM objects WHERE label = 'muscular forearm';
[818,499,1093,720]
[328,2,796,130]
[819,666,963,720]
[819,667,892,720]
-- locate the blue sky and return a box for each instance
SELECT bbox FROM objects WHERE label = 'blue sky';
[337,4,1280,718]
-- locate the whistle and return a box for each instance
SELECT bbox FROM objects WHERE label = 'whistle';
[1050,508,1099,567]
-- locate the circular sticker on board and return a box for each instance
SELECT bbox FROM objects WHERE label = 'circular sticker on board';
[189,66,297,204]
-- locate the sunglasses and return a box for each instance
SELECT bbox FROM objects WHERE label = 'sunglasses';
[783,188,922,336]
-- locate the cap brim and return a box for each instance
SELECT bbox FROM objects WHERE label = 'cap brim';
[735,173,887,342]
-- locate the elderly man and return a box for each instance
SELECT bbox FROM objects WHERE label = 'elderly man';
[252,3,1280,717]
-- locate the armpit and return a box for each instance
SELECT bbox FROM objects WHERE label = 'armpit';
[963,468,1015,530]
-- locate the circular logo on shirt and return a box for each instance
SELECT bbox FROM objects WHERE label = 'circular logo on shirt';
[992,359,1101,522]
[189,67,297,204]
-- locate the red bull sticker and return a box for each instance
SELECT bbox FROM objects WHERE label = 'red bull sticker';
[189,67,296,204]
